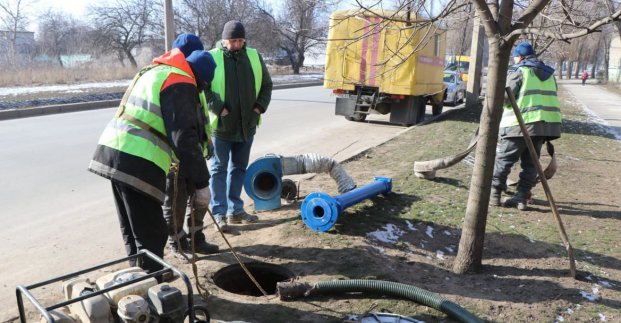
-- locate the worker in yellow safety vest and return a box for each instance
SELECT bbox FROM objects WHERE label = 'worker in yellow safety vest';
[89,47,216,274]
[490,41,562,211]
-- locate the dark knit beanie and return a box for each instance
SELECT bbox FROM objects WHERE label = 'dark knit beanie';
[172,33,204,58]
[221,20,245,39]
[186,50,216,85]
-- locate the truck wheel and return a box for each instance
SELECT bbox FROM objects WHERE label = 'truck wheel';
[345,113,367,122]
[432,103,443,116]
[415,99,426,123]
[345,106,368,122]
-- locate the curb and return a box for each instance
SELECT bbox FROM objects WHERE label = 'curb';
[0,81,323,121]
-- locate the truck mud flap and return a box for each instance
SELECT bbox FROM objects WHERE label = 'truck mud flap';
[335,97,356,116]
[389,96,425,125]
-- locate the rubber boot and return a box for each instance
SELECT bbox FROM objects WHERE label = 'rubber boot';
[489,187,501,207]
[188,232,219,255]
[503,191,528,211]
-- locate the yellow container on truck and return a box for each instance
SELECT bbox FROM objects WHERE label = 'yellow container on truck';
[324,9,446,125]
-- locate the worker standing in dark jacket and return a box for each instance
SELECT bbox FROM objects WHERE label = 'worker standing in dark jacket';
[207,20,273,230]
[89,48,216,273]
[490,42,562,211]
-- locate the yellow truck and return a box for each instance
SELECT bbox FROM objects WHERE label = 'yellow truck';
[324,9,446,125]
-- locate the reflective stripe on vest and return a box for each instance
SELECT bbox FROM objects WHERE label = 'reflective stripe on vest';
[199,90,211,157]
[208,47,262,132]
[99,65,192,173]
[500,66,561,128]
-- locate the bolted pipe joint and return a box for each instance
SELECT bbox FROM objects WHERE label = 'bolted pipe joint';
[301,177,392,232]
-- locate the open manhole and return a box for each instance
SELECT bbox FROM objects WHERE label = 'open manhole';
[212,262,294,296]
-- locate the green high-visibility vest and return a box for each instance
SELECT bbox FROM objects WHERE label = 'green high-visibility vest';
[500,66,561,128]
[208,47,262,132]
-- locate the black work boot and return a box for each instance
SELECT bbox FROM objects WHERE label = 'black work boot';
[503,191,528,211]
[489,187,502,207]
[188,232,219,255]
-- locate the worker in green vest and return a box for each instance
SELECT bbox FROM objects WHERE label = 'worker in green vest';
[89,47,216,274]
[490,41,562,211]
[207,20,273,231]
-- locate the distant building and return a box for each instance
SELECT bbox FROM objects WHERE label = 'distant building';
[0,30,35,56]
[609,35,621,83]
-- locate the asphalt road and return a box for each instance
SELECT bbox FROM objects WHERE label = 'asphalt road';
[0,86,417,319]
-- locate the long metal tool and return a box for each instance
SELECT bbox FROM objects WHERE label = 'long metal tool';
[505,87,576,278]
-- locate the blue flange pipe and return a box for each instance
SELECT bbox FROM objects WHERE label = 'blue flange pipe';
[243,155,283,211]
[301,177,392,232]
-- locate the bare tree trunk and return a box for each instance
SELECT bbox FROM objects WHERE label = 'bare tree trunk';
[557,59,564,79]
[126,50,138,68]
[566,61,573,79]
[453,42,512,273]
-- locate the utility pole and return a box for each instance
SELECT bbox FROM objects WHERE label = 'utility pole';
[164,0,174,51]
[466,15,484,109]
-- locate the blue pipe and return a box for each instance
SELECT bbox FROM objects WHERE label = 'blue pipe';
[301,177,392,232]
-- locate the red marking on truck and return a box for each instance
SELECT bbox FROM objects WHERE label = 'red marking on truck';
[369,17,381,86]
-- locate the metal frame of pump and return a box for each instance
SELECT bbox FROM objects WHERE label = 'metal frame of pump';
[16,249,203,323]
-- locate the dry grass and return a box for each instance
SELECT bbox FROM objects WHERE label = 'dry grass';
[0,63,324,88]
[0,66,139,87]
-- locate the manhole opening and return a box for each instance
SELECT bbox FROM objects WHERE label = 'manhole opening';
[212,262,294,296]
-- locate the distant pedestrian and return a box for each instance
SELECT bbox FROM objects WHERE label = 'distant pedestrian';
[581,70,589,86]
[207,20,273,231]
[89,46,216,274]
[490,41,562,211]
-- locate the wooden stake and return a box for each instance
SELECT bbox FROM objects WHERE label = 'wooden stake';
[505,87,577,278]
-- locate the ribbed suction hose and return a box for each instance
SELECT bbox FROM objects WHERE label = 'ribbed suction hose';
[281,153,356,193]
[277,279,481,323]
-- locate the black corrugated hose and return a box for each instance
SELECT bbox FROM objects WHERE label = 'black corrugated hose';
[312,279,481,323]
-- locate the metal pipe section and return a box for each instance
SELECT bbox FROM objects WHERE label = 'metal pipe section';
[301,177,392,232]
[244,153,356,211]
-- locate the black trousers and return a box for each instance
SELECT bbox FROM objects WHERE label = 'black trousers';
[111,182,168,273]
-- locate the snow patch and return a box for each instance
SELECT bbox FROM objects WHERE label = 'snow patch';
[579,286,601,301]
[425,226,434,238]
[367,223,405,244]
[405,220,418,231]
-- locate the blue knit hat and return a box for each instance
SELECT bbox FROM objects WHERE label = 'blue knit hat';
[186,50,216,86]
[172,33,204,58]
[513,41,534,57]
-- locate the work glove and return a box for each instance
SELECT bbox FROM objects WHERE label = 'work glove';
[194,186,211,208]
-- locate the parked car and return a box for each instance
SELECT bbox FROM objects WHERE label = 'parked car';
[443,71,466,106]
[445,55,470,81]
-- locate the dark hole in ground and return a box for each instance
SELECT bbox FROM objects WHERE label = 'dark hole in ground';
[212,262,294,296]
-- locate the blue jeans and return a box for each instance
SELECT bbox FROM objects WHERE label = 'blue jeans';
[209,136,254,217]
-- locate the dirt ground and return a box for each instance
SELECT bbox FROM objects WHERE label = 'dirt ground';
[13,85,620,322]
